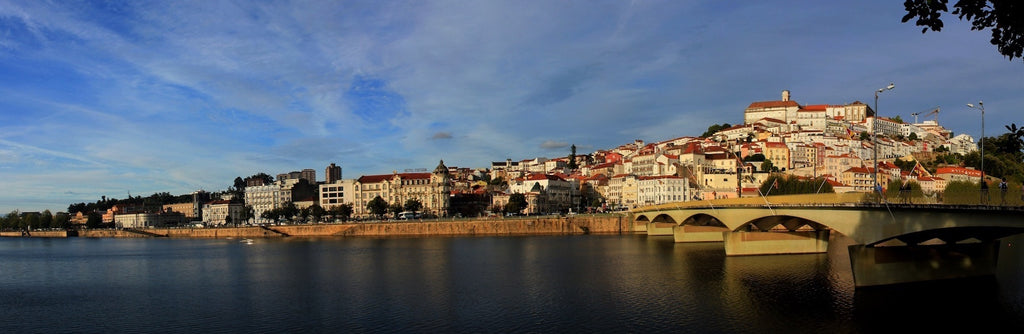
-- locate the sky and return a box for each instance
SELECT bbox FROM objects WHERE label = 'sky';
[1,0,1022,213]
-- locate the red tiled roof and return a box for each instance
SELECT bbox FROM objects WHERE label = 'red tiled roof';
[747,100,800,109]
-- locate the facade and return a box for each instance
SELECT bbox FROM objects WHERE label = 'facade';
[202,200,246,226]
[319,179,358,210]
[352,161,452,217]
[325,163,342,184]
[245,183,282,224]
[114,211,186,229]
[507,173,580,214]
[743,91,801,125]
[934,167,983,184]
[162,202,196,219]
[637,176,690,206]
[762,142,791,170]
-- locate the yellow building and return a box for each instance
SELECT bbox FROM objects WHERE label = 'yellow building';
[353,160,452,217]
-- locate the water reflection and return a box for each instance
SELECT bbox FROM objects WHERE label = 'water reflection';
[0,234,1022,333]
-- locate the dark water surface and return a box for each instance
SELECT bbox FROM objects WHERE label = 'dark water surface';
[2,234,1023,333]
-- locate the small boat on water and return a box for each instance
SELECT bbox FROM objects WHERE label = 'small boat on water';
[240,238,254,244]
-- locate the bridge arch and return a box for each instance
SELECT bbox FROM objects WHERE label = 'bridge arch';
[737,215,829,233]
[679,213,727,228]
[650,214,677,224]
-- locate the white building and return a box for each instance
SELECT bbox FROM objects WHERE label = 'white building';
[319,179,358,210]
[202,200,246,226]
[637,176,691,206]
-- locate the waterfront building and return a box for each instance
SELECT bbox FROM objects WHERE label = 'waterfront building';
[202,200,245,226]
[637,175,691,206]
[352,160,452,217]
[114,210,186,229]
[841,167,874,192]
[319,179,358,210]
[162,202,196,219]
[507,173,580,214]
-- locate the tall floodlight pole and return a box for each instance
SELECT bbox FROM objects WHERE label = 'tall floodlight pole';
[873,82,895,202]
[967,101,985,200]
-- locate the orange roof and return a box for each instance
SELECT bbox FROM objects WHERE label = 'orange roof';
[747,100,800,109]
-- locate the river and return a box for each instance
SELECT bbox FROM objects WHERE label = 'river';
[1,234,1023,333]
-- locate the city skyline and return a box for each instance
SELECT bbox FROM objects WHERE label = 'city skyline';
[2,0,1023,213]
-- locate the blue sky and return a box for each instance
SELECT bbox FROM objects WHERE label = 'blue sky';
[1,0,1022,213]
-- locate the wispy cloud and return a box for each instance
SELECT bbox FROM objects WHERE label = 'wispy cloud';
[0,1,1022,212]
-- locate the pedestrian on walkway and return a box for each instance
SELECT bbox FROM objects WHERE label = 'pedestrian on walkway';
[999,178,1008,205]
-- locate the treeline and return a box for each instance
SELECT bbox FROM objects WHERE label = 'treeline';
[759,175,835,195]
[1,210,72,230]
[67,192,194,215]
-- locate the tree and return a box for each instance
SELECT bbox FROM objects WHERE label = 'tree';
[761,159,775,173]
[908,132,919,141]
[309,204,325,224]
[86,212,102,229]
[54,212,70,229]
[902,0,1024,61]
[759,175,834,195]
[280,202,299,222]
[701,123,732,138]
[743,153,766,162]
[367,196,388,220]
[403,199,423,216]
[40,210,53,229]
[567,144,579,170]
[333,204,354,222]
[388,203,404,219]
[505,193,528,215]
[860,131,870,141]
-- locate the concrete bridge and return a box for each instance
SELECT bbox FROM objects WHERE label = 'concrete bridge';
[630,193,1024,287]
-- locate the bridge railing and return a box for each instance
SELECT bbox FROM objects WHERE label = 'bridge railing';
[632,187,1024,213]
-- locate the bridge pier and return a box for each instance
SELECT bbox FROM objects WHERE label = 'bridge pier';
[723,230,829,256]
[673,225,728,243]
[646,222,675,236]
[848,242,1000,287]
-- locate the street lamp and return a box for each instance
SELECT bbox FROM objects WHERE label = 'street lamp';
[967,101,985,200]
[873,82,894,201]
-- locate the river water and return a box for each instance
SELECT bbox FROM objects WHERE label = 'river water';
[1,234,1023,333]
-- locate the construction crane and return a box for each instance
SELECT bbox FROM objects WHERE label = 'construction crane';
[910,107,940,123]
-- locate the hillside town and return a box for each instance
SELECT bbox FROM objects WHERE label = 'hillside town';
[53,90,988,229]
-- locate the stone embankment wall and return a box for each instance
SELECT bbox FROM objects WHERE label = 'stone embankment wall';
[2,216,628,239]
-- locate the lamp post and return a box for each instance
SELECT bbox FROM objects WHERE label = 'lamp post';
[967,101,985,200]
[873,82,895,201]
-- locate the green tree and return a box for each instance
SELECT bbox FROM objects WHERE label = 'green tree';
[567,144,579,170]
[336,204,354,222]
[3,211,20,230]
[261,208,282,224]
[309,204,325,223]
[54,212,70,229]
[908,132,919,141]
[761,159,775,173]
[701,123,732,138]
[86,212,102,229]
[505,193,528,215]
[388,203,404,219]
[759,175,834,195]
[280,202,299,222]
[903,0,1024,61]
[859,131,870,141]
[403,199,423,216]
[367,196,388,220]
[40,210,54,229]
[744,153,766,162]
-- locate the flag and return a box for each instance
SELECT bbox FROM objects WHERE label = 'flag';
[773,179,779,189]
